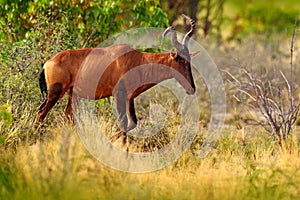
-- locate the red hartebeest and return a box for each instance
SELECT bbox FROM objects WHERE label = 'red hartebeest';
[38,15,197,138]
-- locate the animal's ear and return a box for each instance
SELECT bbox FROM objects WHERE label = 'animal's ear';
[189,50,200,57]
[170,49,178,60]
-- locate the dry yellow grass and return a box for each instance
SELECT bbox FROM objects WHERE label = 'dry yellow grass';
[1,122,299,200]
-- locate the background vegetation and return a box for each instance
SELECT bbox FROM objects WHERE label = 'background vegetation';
[0,0,300,199]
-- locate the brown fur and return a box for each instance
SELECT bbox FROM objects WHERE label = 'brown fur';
[38,44,196,134]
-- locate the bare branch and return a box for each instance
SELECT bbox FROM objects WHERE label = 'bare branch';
[238,89,257,102]
[227,19,299,143]
[225,70,241,86]
[280,70,293,109]
[289,17,298,90]
[232,94,241,102]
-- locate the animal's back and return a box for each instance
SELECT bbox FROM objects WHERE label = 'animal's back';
[73,44,138,99]
[43,44,136,95]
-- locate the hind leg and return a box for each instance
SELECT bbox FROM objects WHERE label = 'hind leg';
[64,87,73,121]
[38,83,64,124]
[64,87,81,123]
[64,94,73,121]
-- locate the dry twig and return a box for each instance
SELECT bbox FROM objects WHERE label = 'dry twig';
[227,18,299,143]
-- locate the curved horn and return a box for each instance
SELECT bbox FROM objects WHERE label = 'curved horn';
[162,26,183,51]
[182,14,196,47]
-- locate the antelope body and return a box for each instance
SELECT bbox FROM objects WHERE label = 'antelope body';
[38,15,197,136]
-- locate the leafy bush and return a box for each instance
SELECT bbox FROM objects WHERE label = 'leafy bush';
[229,5,299,40]
[0,104,12,125]
[0,0,168,46]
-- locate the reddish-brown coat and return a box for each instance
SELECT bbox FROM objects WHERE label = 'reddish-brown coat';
[38,44,196,135]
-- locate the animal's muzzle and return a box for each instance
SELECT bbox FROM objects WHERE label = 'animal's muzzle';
[186,87,195,95]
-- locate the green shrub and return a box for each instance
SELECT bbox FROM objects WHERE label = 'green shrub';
[0,104,12,125]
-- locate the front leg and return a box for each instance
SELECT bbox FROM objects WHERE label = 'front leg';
[112,83,128,144]
[126,98,137,132]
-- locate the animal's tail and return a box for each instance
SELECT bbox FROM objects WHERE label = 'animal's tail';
[39,66,48,97]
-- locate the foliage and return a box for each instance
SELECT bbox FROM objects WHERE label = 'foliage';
[0,104,12,125]
[0,0,168,46]
[224,0,299,40]
[1,7,67,134]
[231,7,298,40]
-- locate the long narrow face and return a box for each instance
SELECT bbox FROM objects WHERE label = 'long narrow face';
[171,51,195,95]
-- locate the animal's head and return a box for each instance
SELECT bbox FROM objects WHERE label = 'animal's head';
[162,14,198,95]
